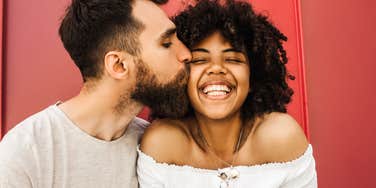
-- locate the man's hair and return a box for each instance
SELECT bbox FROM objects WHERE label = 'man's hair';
[174,0,294,119]
[59,0,168,82]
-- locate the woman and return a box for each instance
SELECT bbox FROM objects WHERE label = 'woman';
[137,0,317,187]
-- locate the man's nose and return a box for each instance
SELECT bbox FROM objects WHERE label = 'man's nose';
[177,41,192,64]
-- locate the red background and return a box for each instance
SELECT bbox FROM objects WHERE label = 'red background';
[301,0,376,187]
[1,0,375,187]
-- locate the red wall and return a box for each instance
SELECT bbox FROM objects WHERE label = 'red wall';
[301,0,376,187]
[5,0,376,187]
[2,0,82,133]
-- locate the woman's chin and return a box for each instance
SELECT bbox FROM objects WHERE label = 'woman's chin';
[196,109,237,121]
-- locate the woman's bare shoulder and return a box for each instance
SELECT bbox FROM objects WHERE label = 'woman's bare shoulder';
[140,118,191,164]
[252,112,309,162]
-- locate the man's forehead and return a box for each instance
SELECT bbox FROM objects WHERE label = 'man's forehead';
[133,0,175,33]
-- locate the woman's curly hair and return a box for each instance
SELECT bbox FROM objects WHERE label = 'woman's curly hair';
[174,0,294,121]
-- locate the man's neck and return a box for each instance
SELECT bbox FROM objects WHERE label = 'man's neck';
[58,87,143,141]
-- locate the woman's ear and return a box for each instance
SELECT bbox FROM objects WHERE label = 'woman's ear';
[104,51,130,80]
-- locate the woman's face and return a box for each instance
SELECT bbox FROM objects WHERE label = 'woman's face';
[188,32,250,120]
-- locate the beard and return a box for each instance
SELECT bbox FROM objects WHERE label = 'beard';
[131,59,190,119]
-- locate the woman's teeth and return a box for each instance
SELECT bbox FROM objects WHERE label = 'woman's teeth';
[207,91,228,96]
[202,85,231,95]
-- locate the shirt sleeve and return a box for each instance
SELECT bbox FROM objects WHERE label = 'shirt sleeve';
[281,145,318,188]
[137,148,166,188]
[0,130,35,188]
[0,165,33,188]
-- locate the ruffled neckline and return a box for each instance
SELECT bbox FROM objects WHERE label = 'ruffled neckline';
[137,144,313,174]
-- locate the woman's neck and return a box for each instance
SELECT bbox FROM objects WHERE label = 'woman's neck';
[195,112,243,156]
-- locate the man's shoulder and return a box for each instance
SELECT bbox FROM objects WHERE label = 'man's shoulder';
[0,105,58,162]
[129,117,149,130]
[127,117,149,137]
[1,105,57,144]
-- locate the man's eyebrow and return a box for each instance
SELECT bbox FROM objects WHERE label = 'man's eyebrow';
[222,48,243,53]
[160,27,176,40]
[191,48,209,53]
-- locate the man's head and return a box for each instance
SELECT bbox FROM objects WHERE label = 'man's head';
[59,0,192,117]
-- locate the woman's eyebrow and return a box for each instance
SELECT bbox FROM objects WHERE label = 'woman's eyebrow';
[222,48,243,53]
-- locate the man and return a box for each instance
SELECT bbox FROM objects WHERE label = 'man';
[0,0,191,187]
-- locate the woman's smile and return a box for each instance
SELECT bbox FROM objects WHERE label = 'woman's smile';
[199,80,234,100]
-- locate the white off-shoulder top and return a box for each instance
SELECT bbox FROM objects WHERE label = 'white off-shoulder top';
[137,144,317,188]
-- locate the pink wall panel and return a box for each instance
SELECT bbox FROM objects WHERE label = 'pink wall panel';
[301,0,376,187]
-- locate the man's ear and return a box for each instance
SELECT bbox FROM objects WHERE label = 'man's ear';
[104,51,131,80]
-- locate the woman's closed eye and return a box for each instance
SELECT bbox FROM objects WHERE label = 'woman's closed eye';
[225,58,245,63]
[190,58,208,64]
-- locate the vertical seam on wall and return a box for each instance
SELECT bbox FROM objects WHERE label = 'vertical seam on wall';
[293,0,310,140]
[0,0,3,139]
